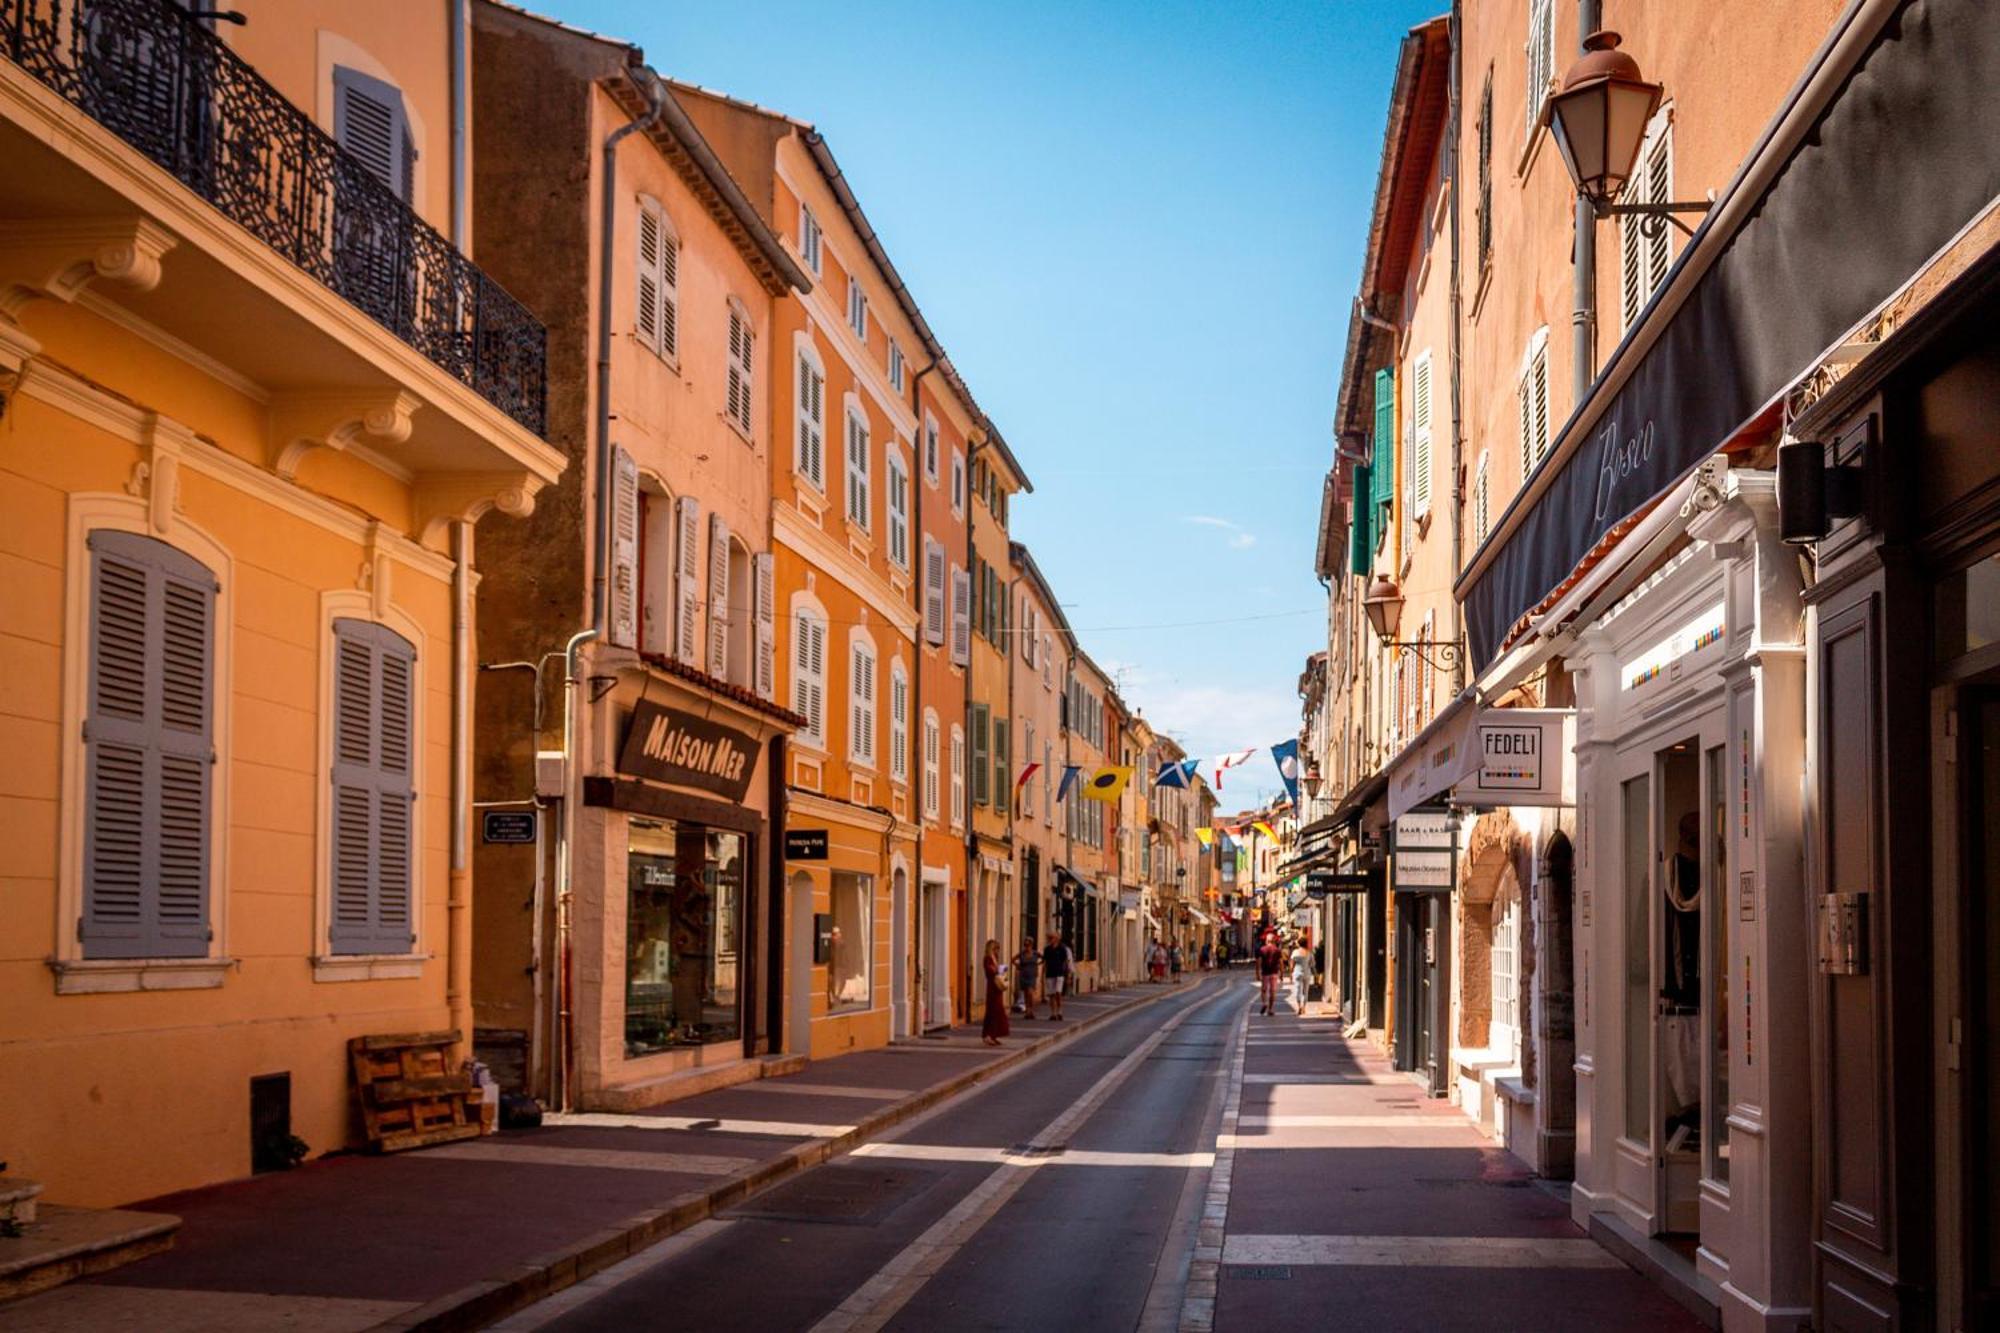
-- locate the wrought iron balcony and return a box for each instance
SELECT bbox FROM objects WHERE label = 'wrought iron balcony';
[2,0,546,436]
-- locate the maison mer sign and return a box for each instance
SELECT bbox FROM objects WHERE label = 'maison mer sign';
[617,700,758,802]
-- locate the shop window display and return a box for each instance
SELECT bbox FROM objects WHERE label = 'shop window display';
[625,819,745,1055]
[827,871,872,1012]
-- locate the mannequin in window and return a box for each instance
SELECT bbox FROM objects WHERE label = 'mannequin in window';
[1663,810,1703,1137]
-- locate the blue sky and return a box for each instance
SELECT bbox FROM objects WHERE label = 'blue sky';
[575,0,1440,806]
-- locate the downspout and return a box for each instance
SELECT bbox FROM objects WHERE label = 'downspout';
[449,522,473,1062]
[963,435,987,1021]
[1572,0,1602,409]
[1446,0,1466,693]
[449,0,468,248]
[765,734,786,1055]
[905,357,936,1035]
[554,75,668,1111]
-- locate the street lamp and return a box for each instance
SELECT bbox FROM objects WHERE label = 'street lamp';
[1546,32,1709,236]
[1362,576,1461,671]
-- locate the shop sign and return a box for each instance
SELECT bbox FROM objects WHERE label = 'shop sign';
[785,828,829,861]
[1452,709,1573,809]
[616,700,759,801]
[480,810,537,844]
[1393,811,1455,893]
[1306,870,1368,895]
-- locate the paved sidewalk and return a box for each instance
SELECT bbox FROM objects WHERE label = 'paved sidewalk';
[1202,984,1704,1332]
[0,982,1176,1333]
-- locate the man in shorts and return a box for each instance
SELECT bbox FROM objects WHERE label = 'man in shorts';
[1041,932,1073,1020]
[1257,932,1284,1016]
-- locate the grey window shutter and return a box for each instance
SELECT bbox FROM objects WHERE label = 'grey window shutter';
[675,496,702,663]
[608,447,639,649]
[923,539,946,646]
[83,531,214,959]
[329,618,417,955]
[707,513,731,679]
[333,66,414,203]
[950,566,971,667]
[753,553,776,701]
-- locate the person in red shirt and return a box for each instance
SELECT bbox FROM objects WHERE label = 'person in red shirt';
[1256,933,1285,1016]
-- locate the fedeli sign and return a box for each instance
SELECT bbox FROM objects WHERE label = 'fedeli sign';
[616,700,759,802]
[1454,708,1573,809]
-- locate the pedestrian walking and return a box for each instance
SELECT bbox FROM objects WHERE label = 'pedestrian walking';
[1013,938,1041,1017]
[1169,943,1183,984]
[981,939,1011,1046]
[1147,939,1165,983]
[1290,939,1313,1013]
[1200,942,1212,971]
[1257,933,1284,1015]
[1042,932,1073,1020]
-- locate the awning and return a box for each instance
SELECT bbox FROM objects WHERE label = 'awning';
[1054,865,1096,896]
[1189,908,1214,926]
[1457,0,2000,668]
[1386,695,1480,821]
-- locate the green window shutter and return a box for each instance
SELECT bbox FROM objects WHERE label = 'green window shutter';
[971,704,990,805]
[994,718,1010,816]
[1349,463,1372,575]
[1370,368,1396,523]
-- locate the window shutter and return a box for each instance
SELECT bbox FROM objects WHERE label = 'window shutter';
[727,308,754,431]
[1533,352,1550,469]
[923,539,947,646]
[971,705,990,805]
[329,618,416,956]
[334,67,412,202]
[1412,352,1433,517]
[792,612,825,745]
[608,446,639,649]
[753,553,776,701]
[890,668,908,781]
[924,714,939,818]
[950,566,971,667]
[659,229,679,361]
[675,496,701,663]
[1620,197,1645,331]
[1645,129,1673,301]
[707,512,731,680]
[637,203,662,353]
[1349,464,1372,575]
[994,718,1010,816]
[1370,368,1395,540]
[83,532,215,959]
[850,643,875,764]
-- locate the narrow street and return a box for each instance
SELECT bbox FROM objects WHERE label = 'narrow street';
[490,976,1698,1333]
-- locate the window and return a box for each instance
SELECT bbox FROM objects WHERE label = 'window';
[923,538,947,646]
[333,66,415,202]
[80,531,215,960]
[725,304,754,434]
[1526,0,1555,140]
[889,340,905,392]
[1020,721,1036,818]
[1519,332,1551,476]
[625,819,745,1051]
[706,513,733,681]
[799,202,822,274]
[1620,113,1676,331]
[1411,349,1433,519]
[849,634,877,767]
[1476,69,1493,268]
[950,726,966,828]
[329,618,417,957]
[890,662,909,783]
[923,710,940,819]
[993,717,1010,816]
[634,196,679,362]
[795,348,826,490]
[827,871,872,1012]
[950,565,971,667]
[923,415,939,485]
[791,606,827,748]
[887,450,910,569]
[847,276,869,341]
[950,448,966,516]
[971,704,990,806]
[1042,739,1053,827]
[1472,452,1491,548]
[845,407,871,529]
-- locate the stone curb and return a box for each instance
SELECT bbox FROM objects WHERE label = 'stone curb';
[371,978,1211,1332]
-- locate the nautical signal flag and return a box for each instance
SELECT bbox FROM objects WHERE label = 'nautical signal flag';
[1271,738,1301,807]
[1055,766,1084,803]
[1212,749,1256,788]
[1016,761,1042,791]
[1194,827,1214,848]
[1154,758,1199,789]
[1079,766,1134,803]
[1252,820,1278,842]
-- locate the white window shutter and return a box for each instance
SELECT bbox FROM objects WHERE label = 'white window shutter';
[797,356,824,488]
[923,539,946,646]
[608,446,639,649]
[1645,129,1673,301]
[950,566,971,667]
[675,496,701,663]
[707,512,731,679]
[1412,352,1433,518]
[890,668,908,782]
[660,232,679,360]
[753,553,776,701]
[636,204,662,353]
[792,612,825,746]
[728,309,754,432]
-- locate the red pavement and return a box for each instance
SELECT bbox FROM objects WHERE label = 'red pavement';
[6,981,1168,1328]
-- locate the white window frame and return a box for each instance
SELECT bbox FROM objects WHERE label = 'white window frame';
[845,401,872,531]
[889,660,909,783]
[889,339,905,393]
[949,725,966,829]
[923,708,940,820]
[848,630,878,768]
[923,413,940,486]
[950,448,966,517]
[1526,0,1555,142]
[1518,327,1551,478]
[848,276,869,341]
[790,599,829,752]
[798,201,822,275]
[1492,892,1520,1040]
[794,339,826,492]
[1472,451,1491,548]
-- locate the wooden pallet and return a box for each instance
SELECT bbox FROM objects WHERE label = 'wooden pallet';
[349,1030,483,1153]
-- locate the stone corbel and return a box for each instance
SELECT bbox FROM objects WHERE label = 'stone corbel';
[358,521,395,619]
[269,389,423,480]
[125,413,198,535]
[0,317,40,411]
[0,217,177,322]
[413,471,544,549]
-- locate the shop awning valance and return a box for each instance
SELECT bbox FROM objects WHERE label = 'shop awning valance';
[1457,0,2000,668]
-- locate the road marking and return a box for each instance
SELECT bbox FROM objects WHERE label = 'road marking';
[1220,1234,1622,1269]
[1178,990,1251,1332]
[417,1142,759,1175]
[545,1111,855,1138]
[850,1142,1215,1168]
[1234,1114,1468,1128]
[487,1221,736,1330]
[812,986,1219,1333]
[1239,1073,1406,1084]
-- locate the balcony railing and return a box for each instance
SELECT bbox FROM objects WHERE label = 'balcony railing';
[2,0,546,436]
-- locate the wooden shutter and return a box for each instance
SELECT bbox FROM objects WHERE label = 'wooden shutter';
[727,307,754,431]
[1644,129,1673,302]
[659,226,679,361]
[923,538,947,645]
[329,618,416,956]
[890,667,908,781]
[1370,368,1395,543]
[971,705,990,805]
[675,496,701,663]
[850,642,875,764]
[753,553,776,701]
[1412,351,1433,517]
[1349,463,1372,575]
[608,446,639,649]
[793,612,825,745]
[707,512,731,679]
[1620,193,1645,331]
[924,714,939,817]
[994,718,1009,816]
[951,566,971,666]
[82,531,214,959]
[637,202,663,353]
[797,355,825,488]
[333,66,412,202]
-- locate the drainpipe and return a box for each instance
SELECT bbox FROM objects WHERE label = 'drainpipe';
[764,734,787,1057]
[963,435,988,1021]
[449,0,468,248]
[449,521,473,1063]
[1572,0,1602,409]
[906,358,937,1035]
[1446,0,1466,693]
[552,77,669,1112]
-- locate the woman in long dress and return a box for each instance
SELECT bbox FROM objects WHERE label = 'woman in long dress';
[981,939,1011,1045]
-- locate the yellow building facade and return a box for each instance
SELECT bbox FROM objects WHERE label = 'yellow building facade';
[0,0,561,1204]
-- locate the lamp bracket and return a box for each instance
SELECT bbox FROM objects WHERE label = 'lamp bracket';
[1598,199,1710,238]
[1382,639,1463,672]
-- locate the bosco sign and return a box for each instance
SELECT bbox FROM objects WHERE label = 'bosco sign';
[616,700,760,802]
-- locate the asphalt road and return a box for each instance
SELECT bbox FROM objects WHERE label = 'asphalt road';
[496,977,1238,1333]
